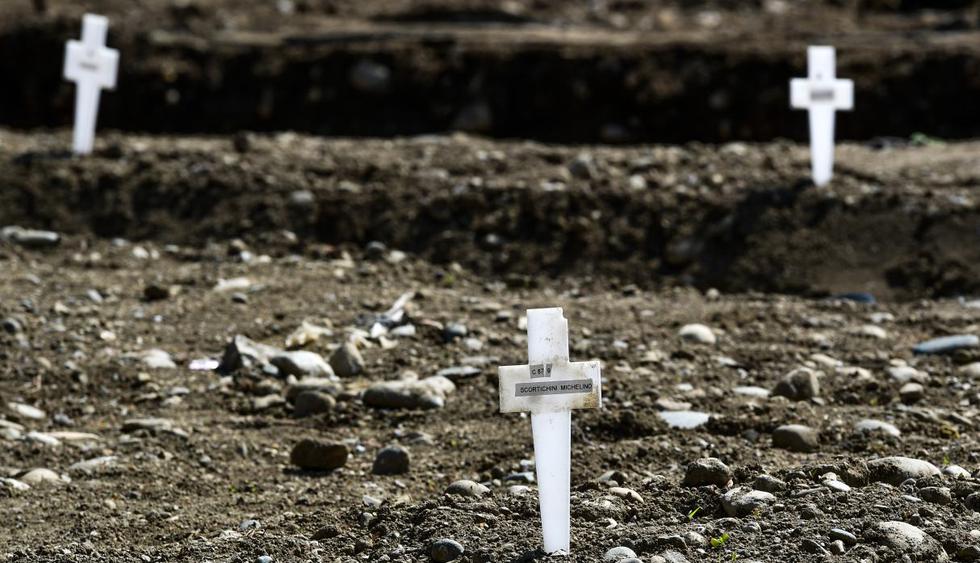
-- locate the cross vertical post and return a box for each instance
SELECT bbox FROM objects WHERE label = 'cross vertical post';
[790,46,854,187]
[499,307,602,554]
[63,14,119,155]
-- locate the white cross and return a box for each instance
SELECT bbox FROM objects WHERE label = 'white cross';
[790,46,853,187]
[499,308,602,554]
[63,14,119,155]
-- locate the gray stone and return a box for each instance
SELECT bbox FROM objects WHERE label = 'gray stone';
[372,445,410,475]
[772,367,821,401]
[218,335,281,373]
[869,521,948,561]
[721,487,776,516]
[855,419,901,438]
[772,424,820,452]
[7,402,45,421]
[829,528,857,546]
[362,377,455,410]
[429,538,464,562]
[888,365,928,384]
[913,335,979,355]
[328,343,365,377]
[140,349,177,370]
[1,317,22,334]
[443,323,468,342]
[943,465,971,479]
[867,457,941,485]
[659,410,712,429]
[753,474,787,493]
[682,458,732,488]
[678,323,716,344]
[444,480,489,498]
[285,378,341,402]
[1,226,60,248]
[290,439,348,471]
[349,60,391,94]
[918,486,952,505]
[271,350,334,378]
[435,366,481,381]
[293,391,335,417]
[603,546,637,561]
[69,456,118,475]
[899,383,925,404]
[18,468,63,486]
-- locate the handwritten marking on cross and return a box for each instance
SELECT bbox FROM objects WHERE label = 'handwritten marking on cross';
[499,307,601,554]
[790,46,853,187]
[63,14,119,155]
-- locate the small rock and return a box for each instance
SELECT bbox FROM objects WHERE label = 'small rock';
[682,458,732,488]
[868,521,948,561]
[372,445,410,475]
[435,366,481,381]
[2,317,23,333]
[899,383,925,404]
[678,324,716,345]
[429,538,464,562]
[772,424,819,452]
[7,402,46,421]
[444,480,489,498]
[888,365,928,384]
[867,456,941,486]
[443,323,468,342]
[271,350,334,378]
[918,486,952,505]
[855,419,901,438]
[772,367,821,401]
[959,362,980,378]
[18,468,63,486]
[293,391,336,417]
[285,378,341,402]
[290,439,348,471]
[943,465,971,479]
[856,324,887,339]
[140,349,177,370]
[362,377,455,410]
[829,528,858,546]
[0,226,60,248]
[753,474,787,493]
[721,487,776,516]
[913,335,979,355]
[603,546,637,561]
[329,343,365,377]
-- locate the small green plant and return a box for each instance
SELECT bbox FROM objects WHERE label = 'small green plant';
[710,532,730,548]
[943,454,951,466]
[687,506,701,521]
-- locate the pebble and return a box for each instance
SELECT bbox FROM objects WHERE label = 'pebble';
[603,546,637,561]
[608,487,643,504]
[856,324,888,339]
[732,386,770,398]
[289,439,348,471]
[362,377,455,410]
[285,378,341,402]
[888,365,927,384]
[918,486,952,505]
[899,382,924,404]
[943,465,971,479]
[443,323,468,342]
[285,321,332,348]
[435,366,481,381]
[271,350,334,378]
[140,349,177,369]
[1,478,31,491]
[867,456,940,486]
[0,226,60,248]
[293,390,336,417]
[829,528,858,546]
[444,480,489,498]
[658,410,711,429]
[1,317,23,333]
[771,424,819,452]
[328,343,365,377]
[721,487,776,516]
[7,402,46,420]
[772,367,821,401]
[753,474,787,493]
[682,458,732,488]
[855,419,901,437]
[429,538,464,562]
[869,521,949,561]
[69,456,118,475]
[372,445,411,475]
[678,323,716,345]
[18,468,64,486]
[913,334,979,355]
[959,362,980,378]
[251,394,285,411]
[256,557,272,563]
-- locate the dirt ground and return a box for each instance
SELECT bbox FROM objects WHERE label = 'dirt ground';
[0,131,979,562]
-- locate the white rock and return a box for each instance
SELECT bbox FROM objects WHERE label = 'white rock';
[18,468,65,486]
[678,324,716,345]
[7,402,46,420]
[856,325,887,339]
[140,349,177,369]
[855,419,901,438]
